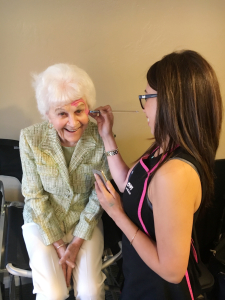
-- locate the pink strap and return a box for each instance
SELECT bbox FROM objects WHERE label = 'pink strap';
[138,145,179,234]
[138,152,169,235]
[139,146,159,172]
[138,145,195,299]
[191,239,198,263]
[186,239,198,298]
[137,174,151,235]
[185,271,194,300]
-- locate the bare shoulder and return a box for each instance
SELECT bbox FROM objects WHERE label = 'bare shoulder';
[149,159,201,211]
[154,158,200,185]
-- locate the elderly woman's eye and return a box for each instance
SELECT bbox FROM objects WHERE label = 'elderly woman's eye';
[59,112,66,116]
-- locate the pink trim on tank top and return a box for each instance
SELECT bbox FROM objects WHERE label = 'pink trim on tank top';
[191,239,198,263]
[139,156,150,172]
[185,271,194,300]
[186,239,198,299]
[138,150,169,235]
[137,174,151,235]
[139,147,159,172]
[137,145,195,300]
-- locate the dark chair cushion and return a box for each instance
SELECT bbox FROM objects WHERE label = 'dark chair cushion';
[5,205,30,270]
[0,139,22,182]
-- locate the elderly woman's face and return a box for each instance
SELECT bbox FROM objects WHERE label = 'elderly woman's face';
[47,99,89,147]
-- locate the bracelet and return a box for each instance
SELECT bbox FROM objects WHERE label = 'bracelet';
[56,243,65,249]
[105,148,119,157]
[130,228,139,245]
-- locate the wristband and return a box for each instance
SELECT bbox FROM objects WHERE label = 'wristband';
[105,148,119,157]
[130,228,139,245]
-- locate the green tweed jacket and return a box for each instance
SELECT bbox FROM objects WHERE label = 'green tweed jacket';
[20,121,111,245]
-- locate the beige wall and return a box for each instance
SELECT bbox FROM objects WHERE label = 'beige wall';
[0,0,224,165]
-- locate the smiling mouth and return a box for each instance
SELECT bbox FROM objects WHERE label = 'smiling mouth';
[64,127,81,133]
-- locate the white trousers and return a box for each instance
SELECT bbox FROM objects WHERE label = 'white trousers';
[22,220,106,300]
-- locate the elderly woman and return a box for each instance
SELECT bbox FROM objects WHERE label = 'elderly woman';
[20,64,110,300]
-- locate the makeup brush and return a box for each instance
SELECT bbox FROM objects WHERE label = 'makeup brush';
[89,110,139,113]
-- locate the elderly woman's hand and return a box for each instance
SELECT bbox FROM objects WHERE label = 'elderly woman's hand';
[59,237,84,287]
[53,240,68,286]
[89,105,114,140]
[94,174,125,222]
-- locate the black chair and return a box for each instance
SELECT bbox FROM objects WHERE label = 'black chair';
[196,159,225,264]
[195,159,225,299]
[0,139,22,300]
[193,227,215,300]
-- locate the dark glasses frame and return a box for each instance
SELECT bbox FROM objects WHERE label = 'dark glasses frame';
[138,94,157,109]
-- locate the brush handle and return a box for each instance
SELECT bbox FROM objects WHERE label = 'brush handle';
[89,110,139,113]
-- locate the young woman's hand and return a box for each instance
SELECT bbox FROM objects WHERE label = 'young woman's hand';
[89,105,114,140]
[59,237,84,287]
[94,174,125,222]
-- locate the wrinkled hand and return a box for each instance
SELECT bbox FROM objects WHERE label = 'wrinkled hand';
[59,237,84,287]
[89,105,114,139]
[94,174,124,221]
[53,240,68,286]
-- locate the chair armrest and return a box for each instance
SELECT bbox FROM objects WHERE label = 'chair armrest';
[102,241,122,270]
[6,263,32,278]
[0,180,6,208]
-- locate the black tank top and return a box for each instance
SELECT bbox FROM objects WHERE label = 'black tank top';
[121,147,204,300]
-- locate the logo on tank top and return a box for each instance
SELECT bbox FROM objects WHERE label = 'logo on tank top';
[126,182,133,195]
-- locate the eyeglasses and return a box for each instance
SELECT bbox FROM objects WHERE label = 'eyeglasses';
[138,94,157,109]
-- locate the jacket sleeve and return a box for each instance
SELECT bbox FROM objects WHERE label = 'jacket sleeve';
[73,152,111,240]
[20,130,64,245]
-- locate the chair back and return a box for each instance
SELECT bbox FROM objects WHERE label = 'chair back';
[0,139,22,182]
[0,139,23,203]
[196,159,225,263]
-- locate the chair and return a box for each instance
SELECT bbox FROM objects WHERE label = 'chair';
[0,138,123,300]
[195,159,225,299]
[193,227,215,300]
[0,182,8,300]
[0,139,23,300]
[196,159,225,264]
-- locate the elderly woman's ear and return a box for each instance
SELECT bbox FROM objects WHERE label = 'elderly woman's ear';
[45,112,50,121]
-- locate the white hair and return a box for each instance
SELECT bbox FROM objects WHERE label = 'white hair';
[32,63,96,118]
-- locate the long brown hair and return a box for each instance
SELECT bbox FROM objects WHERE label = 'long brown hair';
[143,50,223,209]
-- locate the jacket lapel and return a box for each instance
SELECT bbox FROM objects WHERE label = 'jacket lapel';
[39,124,70,184]
[69,123,96,174]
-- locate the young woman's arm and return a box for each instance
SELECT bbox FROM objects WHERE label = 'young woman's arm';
[95,159,201,283]
[90,106,130,192]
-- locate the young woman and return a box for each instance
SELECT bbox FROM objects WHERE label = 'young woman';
[91,50,223,299]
